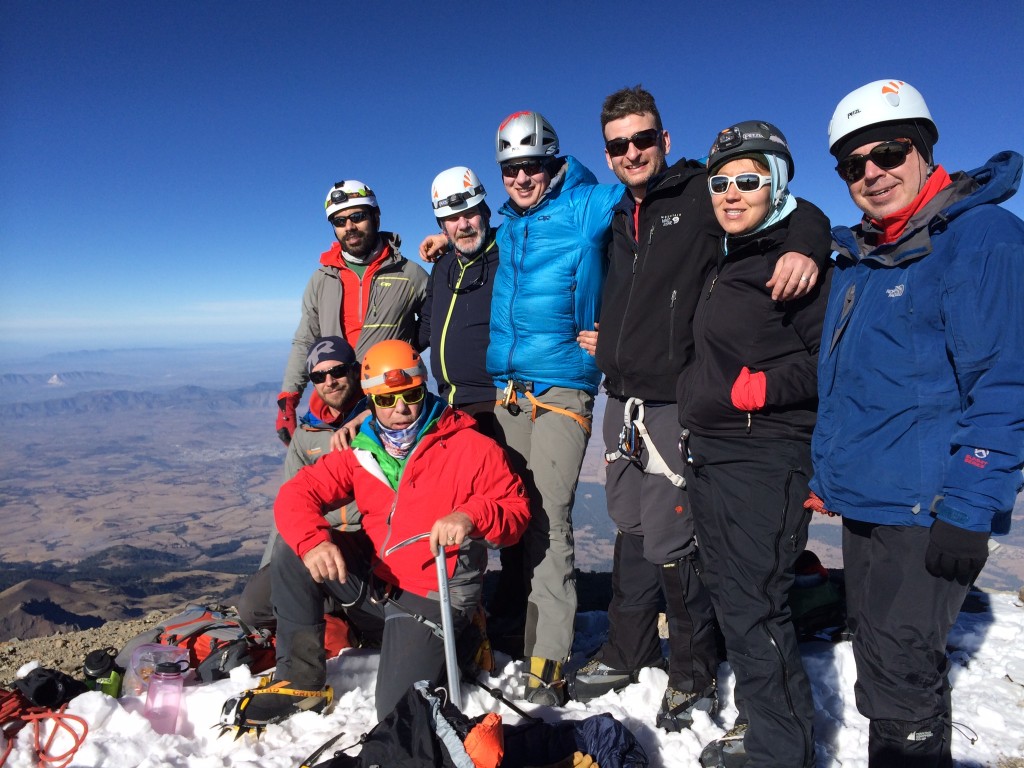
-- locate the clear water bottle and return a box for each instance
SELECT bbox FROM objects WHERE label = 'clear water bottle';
[83,647,122,698]
[143,660,188,734]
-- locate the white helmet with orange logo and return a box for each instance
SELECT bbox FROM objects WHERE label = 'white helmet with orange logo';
[430,167,487,219]
[828,80,938,160]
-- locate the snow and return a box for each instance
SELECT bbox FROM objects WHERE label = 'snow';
[5,592,1024,767]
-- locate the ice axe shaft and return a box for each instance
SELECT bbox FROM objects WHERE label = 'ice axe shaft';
[384,530,462,709]
[435,545,462,709]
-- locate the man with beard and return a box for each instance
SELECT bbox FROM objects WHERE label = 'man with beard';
[417,167,500,434]
[239,336,365,628]
[275,180,428,446]
[571,86,831,733]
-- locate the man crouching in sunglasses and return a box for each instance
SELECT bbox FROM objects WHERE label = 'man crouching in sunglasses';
[228,339,529,729]
[812,79,1024,766]
[238,336,367,628]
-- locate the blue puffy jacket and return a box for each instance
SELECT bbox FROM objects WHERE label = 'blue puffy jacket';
[811,152,1024,534]
[487,156,622,396]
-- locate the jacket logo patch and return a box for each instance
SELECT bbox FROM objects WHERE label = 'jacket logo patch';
[660,214,682,227]
[964,449,989,469]
[886,284,905,298]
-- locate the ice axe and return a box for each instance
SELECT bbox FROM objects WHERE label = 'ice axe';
[384,531,463,709]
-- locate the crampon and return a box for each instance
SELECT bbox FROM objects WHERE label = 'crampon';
[216,677,333,739]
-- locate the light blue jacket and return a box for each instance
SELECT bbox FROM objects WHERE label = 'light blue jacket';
[487,156,622,395]
[811,152,1024,534]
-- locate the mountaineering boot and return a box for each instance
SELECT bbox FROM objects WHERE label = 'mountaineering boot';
[524,657,567,706]
[569,658,638,702]
[699,720,748,768]
[656,681,719,732]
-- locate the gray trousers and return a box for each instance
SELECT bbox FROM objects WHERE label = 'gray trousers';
[270,532,474,721]
[601,398,717,690]
[492,385,592,662]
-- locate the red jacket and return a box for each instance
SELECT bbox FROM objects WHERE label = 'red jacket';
[275,407,529,599]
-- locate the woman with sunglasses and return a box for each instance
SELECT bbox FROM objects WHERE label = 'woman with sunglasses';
[676,121,832,768]
[813,80,1024,767]
[238,339,529,728]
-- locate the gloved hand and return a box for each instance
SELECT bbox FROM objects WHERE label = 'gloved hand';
[275,391,301,445]
[924,518,990,584]
[803,491,836,517]
[730,366,767,412]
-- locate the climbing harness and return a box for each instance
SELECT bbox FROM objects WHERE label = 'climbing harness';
[498,380,592,434]
[605,397,685,488]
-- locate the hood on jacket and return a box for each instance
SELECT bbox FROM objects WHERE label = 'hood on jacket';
[319,232,403,268]
[832,151,1022,265]
[498,156,600,219]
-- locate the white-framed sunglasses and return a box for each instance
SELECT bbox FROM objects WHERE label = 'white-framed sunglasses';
[708,173,772,195]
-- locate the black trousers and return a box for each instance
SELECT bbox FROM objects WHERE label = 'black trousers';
[844,519,966,767]
[270,531,473,721]
[685,434,815,768]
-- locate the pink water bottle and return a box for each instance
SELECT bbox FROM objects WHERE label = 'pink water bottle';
[144,660,188,734]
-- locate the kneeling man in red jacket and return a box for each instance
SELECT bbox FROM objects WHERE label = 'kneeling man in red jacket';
[239,339,528,726]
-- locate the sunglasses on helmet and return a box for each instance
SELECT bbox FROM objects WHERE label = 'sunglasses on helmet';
[835,139,914,183]
[370,385,426,408]
[330,210,371,227]
[605,129,662,158]
[500,159,547,178]
[308,363,353,384]
[708,173,773,195]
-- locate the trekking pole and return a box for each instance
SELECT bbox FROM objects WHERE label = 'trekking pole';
[435,544,462,709]
[384,531,463,709]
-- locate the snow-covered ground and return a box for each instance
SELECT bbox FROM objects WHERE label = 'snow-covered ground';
[4,591,1023,767]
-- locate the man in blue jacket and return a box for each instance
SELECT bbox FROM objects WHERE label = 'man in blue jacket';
[488,111,623,704]
[812,79,1024,766]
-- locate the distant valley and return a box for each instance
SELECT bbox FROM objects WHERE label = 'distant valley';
[0,344,1021,641]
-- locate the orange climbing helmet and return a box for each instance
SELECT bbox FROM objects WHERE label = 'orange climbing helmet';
[360,340,427,395]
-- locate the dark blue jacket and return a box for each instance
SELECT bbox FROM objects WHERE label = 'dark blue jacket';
[811,152,1024,534]
[418,233,499,406]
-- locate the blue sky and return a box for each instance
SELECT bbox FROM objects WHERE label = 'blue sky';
[2,0,1022,354]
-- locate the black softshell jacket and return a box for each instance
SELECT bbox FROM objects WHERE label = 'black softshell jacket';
[596,158,831,402]
[676,208,833,440]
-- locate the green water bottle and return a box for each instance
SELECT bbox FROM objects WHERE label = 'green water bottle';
[83,647,123,698]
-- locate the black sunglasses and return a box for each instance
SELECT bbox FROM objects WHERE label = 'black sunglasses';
[836,139,914,183]
[501,159,547,178]
[330,210,371,227]
[605,129,662,158]
[309,363,353,384]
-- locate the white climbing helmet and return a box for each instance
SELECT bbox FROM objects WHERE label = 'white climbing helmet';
[324,180,378,220]
[828,79,938,159]
[430,167,486,219]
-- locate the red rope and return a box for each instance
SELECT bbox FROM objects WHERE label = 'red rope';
[0,692,88,768]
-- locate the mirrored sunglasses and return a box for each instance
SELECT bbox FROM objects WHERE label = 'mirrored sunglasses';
[708,173,773,195]
[835,139,913,183]
[330,210,371,227]
[500,160,546,178]
[371,385,426,408]
[308,363,353,384]
[605,129,662,158]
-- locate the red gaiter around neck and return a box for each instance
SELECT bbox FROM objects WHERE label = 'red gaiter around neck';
[870,166,952,245]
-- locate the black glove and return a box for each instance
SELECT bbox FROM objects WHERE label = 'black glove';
[924,519,989,584]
